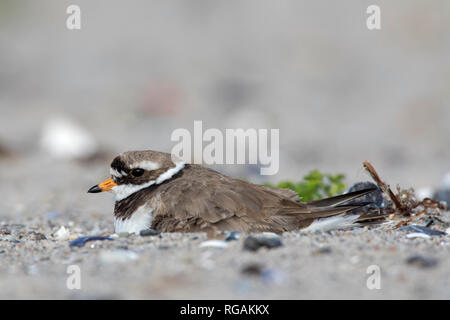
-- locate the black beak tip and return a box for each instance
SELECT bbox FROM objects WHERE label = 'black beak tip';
[87,185,102,193]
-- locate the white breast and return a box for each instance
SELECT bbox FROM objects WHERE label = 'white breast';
[114,204,154,235]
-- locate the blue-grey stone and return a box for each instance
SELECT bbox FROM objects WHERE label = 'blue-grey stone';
[399,224,447,236]
[69,235,113,247]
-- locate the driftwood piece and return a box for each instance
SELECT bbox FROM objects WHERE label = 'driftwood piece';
[363,161,408,215]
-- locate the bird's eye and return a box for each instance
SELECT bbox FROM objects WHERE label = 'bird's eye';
[131,168,145,177]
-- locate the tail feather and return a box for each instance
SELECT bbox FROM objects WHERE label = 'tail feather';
[355,212,389,223]
[299,188,379,232]
[306,187,377,208]
[302,214,360,233]
[309,205,366,218]
[336,201,373,208]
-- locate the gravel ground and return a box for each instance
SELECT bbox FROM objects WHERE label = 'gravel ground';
[0,221,449,299]
[0,157,449,300]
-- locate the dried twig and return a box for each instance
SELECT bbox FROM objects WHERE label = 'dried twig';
[363,161,409,215]
[363,161,447,229]
[417,198,447,211]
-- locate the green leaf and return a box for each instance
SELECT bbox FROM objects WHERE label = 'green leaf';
[262,170,346,202]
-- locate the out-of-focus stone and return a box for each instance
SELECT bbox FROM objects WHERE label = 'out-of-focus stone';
[243,235,283,252]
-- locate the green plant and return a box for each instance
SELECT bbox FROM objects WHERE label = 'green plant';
[264,170,346,202]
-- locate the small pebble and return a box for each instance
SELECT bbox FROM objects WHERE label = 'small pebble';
[225,231,242,241]
[118,232,131,238]
[40,116,98,160]
[260,232,280,238]
[54,226,70,241]
[406,233,431,239]
[139,229,160,237]
[241,263,264,276]
[243,236,283,252]
[199,240,228,248]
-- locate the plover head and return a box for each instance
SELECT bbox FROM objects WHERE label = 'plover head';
[88,150,185,201]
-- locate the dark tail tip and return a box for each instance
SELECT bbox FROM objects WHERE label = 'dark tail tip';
[337,201,373,208]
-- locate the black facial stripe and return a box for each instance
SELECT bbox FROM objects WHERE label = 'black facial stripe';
[110,157,129,174]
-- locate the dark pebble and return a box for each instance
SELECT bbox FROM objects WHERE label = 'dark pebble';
[406,255,438,268]
[433,189,450,205]
[241,263,264,276]
[69,235,113,247]
[243,236,283,252]
[139,229,160,237]
[225,231,242,242]
[347,181,388,211]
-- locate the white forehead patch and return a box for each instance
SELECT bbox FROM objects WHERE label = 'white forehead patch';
[130,160,160,171]
[110,168,123,178]
[112,161,185,201]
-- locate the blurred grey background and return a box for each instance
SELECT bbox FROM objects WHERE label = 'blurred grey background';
[0,0,449,197]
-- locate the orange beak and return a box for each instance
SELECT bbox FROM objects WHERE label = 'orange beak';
[87,178,118,193]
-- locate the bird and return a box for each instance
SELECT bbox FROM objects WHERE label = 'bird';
[88,150,376,235]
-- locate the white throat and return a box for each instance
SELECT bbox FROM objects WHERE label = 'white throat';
[111,161,185,201]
